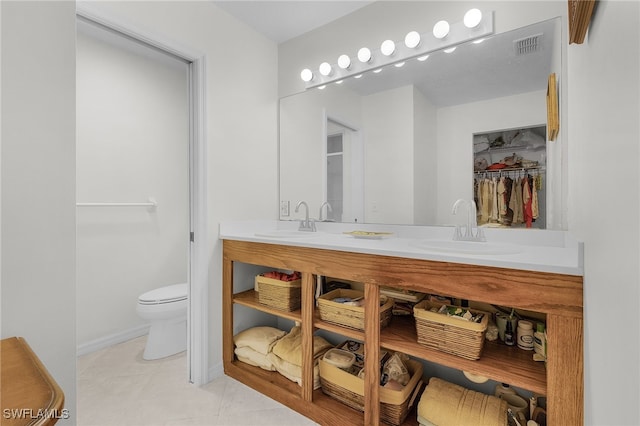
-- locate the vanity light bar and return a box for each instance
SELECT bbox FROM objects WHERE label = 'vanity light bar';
[301,10,494,89]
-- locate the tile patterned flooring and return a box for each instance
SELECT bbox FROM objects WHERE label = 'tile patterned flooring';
[77,337,318,426]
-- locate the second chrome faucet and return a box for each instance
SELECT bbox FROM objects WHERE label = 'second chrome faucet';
[452,199,485,242]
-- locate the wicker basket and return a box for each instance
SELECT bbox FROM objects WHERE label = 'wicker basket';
[256,274,301,311]
[317,289,393,331]
[318,357,424,425]
[413,301,490,360]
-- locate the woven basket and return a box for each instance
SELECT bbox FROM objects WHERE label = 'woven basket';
[256,274,301,311]
[319,357,424,425]
[413,301,489,360]
[317,289,393,331]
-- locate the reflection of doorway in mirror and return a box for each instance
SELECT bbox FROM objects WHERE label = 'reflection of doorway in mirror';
[325,118,363,223]
[326,133,343,222]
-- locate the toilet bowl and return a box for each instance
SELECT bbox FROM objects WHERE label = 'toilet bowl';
[136,283,188,360]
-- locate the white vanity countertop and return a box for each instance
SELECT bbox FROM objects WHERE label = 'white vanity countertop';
[219,220,584,276]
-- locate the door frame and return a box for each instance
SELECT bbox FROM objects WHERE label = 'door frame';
[322,111,364,223]
[76,5,209,386]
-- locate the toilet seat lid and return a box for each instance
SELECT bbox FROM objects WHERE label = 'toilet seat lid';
[138,283,187,305]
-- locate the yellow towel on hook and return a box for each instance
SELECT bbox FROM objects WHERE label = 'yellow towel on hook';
[418,377,508,426]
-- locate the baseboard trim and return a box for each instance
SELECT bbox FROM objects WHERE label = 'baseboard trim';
[77,324,150,356]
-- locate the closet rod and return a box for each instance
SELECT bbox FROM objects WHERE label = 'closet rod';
[76,197,157,208]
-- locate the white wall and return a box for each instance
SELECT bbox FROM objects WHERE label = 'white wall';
[1,2,278,416]
[567,1,640,424]
[76,21,189,348]
[81,0,279,380]
[363,85,415,224]
[1,1,77,423]
[413,87,438,225]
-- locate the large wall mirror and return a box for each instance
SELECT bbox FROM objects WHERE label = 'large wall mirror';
[280,17,561,227]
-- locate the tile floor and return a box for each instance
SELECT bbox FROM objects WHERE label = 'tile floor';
[77,336,318,426]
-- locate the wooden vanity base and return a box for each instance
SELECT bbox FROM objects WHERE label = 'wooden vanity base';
[222,239,583,426]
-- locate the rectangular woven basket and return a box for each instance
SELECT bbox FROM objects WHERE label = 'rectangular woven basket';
[318,357,424,425]
[413,300,489,360]
[317,289,393,331]
[256,275,301,311]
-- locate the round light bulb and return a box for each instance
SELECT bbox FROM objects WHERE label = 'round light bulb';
[319,62,332,76]
[373,68,382,74]
[417,55,429,61]
[300,68,313,82]
[464,8,483,28]
[444,46,457,53]
[357,47,372,63]
[354,74,363,79]
[337,54,351,70]
[380,39,395,56]
[404,31,421,48]
[394,62,405,68]
[433,20,450,39]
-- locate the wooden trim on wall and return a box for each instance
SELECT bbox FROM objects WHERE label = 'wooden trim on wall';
[568,0,596,44]
[547,73,559,142]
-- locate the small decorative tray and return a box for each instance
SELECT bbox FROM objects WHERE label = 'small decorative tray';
[343,231,394,240]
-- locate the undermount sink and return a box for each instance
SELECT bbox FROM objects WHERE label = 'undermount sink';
[411,239,520,255]
[254,229,320,238]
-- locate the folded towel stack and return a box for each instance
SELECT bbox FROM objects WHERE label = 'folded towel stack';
[267,326,333,389]
[233,326,287,371]
[418,377,508,426]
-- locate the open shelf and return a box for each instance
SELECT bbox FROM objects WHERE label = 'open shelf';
[234,290,546,395]
[225,360,366,425]
[223,239,583,425]
[226,359,422,426]
[233,289,302,322]
[381,316,547,395]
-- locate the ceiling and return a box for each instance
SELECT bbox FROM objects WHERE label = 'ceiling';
[213,1,374,43]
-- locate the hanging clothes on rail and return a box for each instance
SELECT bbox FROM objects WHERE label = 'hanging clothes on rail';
[531,175,540,220]
[523,176,533,228]
[474,170,542,228]
[490,177,499,222]
[509,177,524,225]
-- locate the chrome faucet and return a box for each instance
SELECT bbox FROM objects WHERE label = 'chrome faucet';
[318,201,333,222]
[295,201,316,232]
[452,199,485,242]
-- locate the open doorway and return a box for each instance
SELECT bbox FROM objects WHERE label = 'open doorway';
[75,9,208,387]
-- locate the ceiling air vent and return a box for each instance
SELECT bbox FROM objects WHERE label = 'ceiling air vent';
[514,33,543,56]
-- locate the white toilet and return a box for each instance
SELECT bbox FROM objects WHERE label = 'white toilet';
[136,283,188,360]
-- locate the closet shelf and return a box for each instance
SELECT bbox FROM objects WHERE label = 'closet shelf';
[475,144,546,155]
[474,166,546,175]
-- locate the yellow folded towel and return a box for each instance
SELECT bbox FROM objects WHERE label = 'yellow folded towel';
[418,377,507,426]
[271,326,333,367]
[267,351,322,389]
